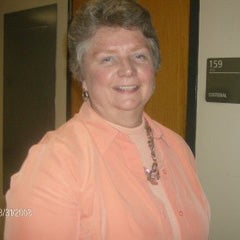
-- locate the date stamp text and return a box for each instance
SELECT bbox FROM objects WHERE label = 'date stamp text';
[0,208,32,217]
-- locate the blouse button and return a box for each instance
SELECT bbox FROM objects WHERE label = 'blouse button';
[178,210,184,217]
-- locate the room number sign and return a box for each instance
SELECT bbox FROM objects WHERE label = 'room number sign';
[206,58,240,103]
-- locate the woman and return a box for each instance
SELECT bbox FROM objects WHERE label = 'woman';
[4,0,210,239]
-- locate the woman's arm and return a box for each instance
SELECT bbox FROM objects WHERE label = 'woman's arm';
[4,138,81,240]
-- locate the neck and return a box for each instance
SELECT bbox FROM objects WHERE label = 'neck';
[89,102,144,128]
[104,110,143,128]
[111,112,143,128]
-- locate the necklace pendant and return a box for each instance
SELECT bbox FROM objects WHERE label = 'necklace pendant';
[144,167,160,185]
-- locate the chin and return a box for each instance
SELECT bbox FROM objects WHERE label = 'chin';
[114,98,147,112]
[116,103,144,112]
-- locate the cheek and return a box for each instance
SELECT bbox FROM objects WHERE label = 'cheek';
[141,67,155,86]
[150,78,156,91]
[142,69,156,97]
[148,79,156,96]
[83,68,110,91]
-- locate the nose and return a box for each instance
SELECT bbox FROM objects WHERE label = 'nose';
[117,58,136,77]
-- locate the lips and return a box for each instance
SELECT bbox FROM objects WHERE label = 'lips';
[113,85,139,93]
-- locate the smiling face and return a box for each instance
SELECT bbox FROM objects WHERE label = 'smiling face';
[81,27,156,127]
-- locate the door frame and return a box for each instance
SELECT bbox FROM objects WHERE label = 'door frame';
[186,0,199,154]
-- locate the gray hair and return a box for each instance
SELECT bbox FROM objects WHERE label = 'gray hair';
[68,0,160,81]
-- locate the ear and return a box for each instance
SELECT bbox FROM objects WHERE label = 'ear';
[81,80,87,90]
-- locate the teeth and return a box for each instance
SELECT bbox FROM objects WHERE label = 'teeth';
[117,85,138,91]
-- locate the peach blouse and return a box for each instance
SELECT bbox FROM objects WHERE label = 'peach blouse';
[4,103,210,239]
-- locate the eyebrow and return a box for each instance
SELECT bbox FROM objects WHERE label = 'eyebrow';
[92,46,151,57]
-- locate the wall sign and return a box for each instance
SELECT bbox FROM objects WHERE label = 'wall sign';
[206,58,240,103]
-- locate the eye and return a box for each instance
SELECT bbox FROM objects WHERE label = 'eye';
[134,53,147,61]
[101,56,113,63]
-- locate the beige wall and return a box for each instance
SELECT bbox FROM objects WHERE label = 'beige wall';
[196,0,240,239]
[0,0,68,234]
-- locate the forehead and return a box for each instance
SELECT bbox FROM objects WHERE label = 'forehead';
[88,26,149,52]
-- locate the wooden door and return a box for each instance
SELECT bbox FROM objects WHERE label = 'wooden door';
[70,0,190,138]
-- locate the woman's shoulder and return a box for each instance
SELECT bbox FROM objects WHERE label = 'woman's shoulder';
[150,118,186,146]
[9,113,94,195]
[149,118,196,167]
[39,112,91,148]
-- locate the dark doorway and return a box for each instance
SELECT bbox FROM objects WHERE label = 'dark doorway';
[3,4,57,193]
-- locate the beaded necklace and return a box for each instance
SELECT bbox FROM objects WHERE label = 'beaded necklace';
[144,119,160,185]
